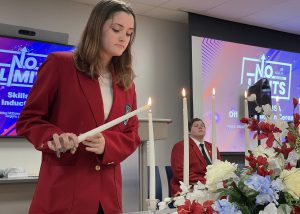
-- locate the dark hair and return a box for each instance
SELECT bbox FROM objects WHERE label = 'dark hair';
[188,118,205,131]
[74,0,136,90]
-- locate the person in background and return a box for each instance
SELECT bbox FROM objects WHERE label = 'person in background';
[170,118,221,196]
[16,1,140,213]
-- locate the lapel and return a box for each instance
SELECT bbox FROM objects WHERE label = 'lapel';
[190,138,207,167]
[204,141,212,159]
[77,71,104,127]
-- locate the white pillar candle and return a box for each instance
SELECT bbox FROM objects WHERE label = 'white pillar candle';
[182,88,189,186]
[78,100,151,142]
[148,98,156,200]
[276,96,280,122]
[244,91,249,166]
[212,88,217,163]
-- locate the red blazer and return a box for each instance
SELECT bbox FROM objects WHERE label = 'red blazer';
[170,138,221,196]
[16,52,140,214]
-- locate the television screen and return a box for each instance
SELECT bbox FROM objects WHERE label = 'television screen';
[0,36,74,137]
[192,36,300,152]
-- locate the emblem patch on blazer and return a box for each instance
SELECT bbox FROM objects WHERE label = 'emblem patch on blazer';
[123,104,132,125]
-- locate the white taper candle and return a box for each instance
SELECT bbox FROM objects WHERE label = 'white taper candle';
[244,91,250,166]
[212,88,217,163]
[148,98,156,200]
[78,100,151,142]
[182,88,189,186]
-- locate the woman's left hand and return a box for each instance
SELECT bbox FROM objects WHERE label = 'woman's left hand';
[82,133,105,155]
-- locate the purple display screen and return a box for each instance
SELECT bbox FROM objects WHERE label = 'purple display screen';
[0,36,74,137]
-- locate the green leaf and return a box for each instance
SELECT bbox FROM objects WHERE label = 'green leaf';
[236,204,252,214]
[284,192,298,206]
[278,204,292,214]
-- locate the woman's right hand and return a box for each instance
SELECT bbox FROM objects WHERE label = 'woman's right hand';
[47,133,79,157]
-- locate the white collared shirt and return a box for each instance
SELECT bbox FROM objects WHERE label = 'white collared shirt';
[98,72,113,120]
[190,136,212,163]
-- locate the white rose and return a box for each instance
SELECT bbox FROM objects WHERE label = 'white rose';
[173,195,185,207]
[255,106,262,113]
[262,104,273,117]
[193,181,206,190]
[158,201,168,211]
[195,190,219,205]
[205,160,237,192]
[179,181,190,194]
[252,145,276,158]
[280,168,300,199]
[287,150,300,167]
[259,203,277,214]
[268,154,285,177]
[187,189,205,202]
[275,120,289,132]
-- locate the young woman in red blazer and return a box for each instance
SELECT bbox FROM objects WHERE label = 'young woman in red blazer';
[16,1,139,213]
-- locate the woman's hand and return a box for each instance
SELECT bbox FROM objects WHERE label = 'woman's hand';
[47,133,79,156]
[82,133,105,155]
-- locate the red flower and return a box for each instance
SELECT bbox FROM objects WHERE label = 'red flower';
[294,113,300,128]
[245,154,273,176]
[246,154,257,169]
[291,206,300,214]
[287,132,296,143]
[257,165,272,176]
[257,122,281,147]
[240,117,249,124]
[177,200,205,214]
[265,133,275,148]
[191,201,205,213]
[203,200,214,214]
[257,166,265,176]
[177,200,214,214]
[248,118,259,132]
[293,97,299,109]
[177,200,192,214]
[285,162,293,170]
[256,156,268,165]
[275,143,293,159]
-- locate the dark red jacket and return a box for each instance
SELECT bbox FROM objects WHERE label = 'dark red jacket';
[16,52,140,214]
[170,138,221,196]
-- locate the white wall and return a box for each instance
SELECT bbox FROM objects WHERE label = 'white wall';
[133,15,189,168]
[0,0,189,212]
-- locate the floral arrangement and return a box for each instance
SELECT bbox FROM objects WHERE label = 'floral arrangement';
[159,97,300,214]
[240,96,300,169]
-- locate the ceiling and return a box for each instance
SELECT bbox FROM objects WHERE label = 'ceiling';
[70,0,300,35]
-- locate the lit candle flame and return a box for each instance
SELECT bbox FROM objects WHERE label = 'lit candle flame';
[212,88,215,96]
[276,96,279,102]
[148,97,152,106]
[182,88,186,97]
[244,90,247,99]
